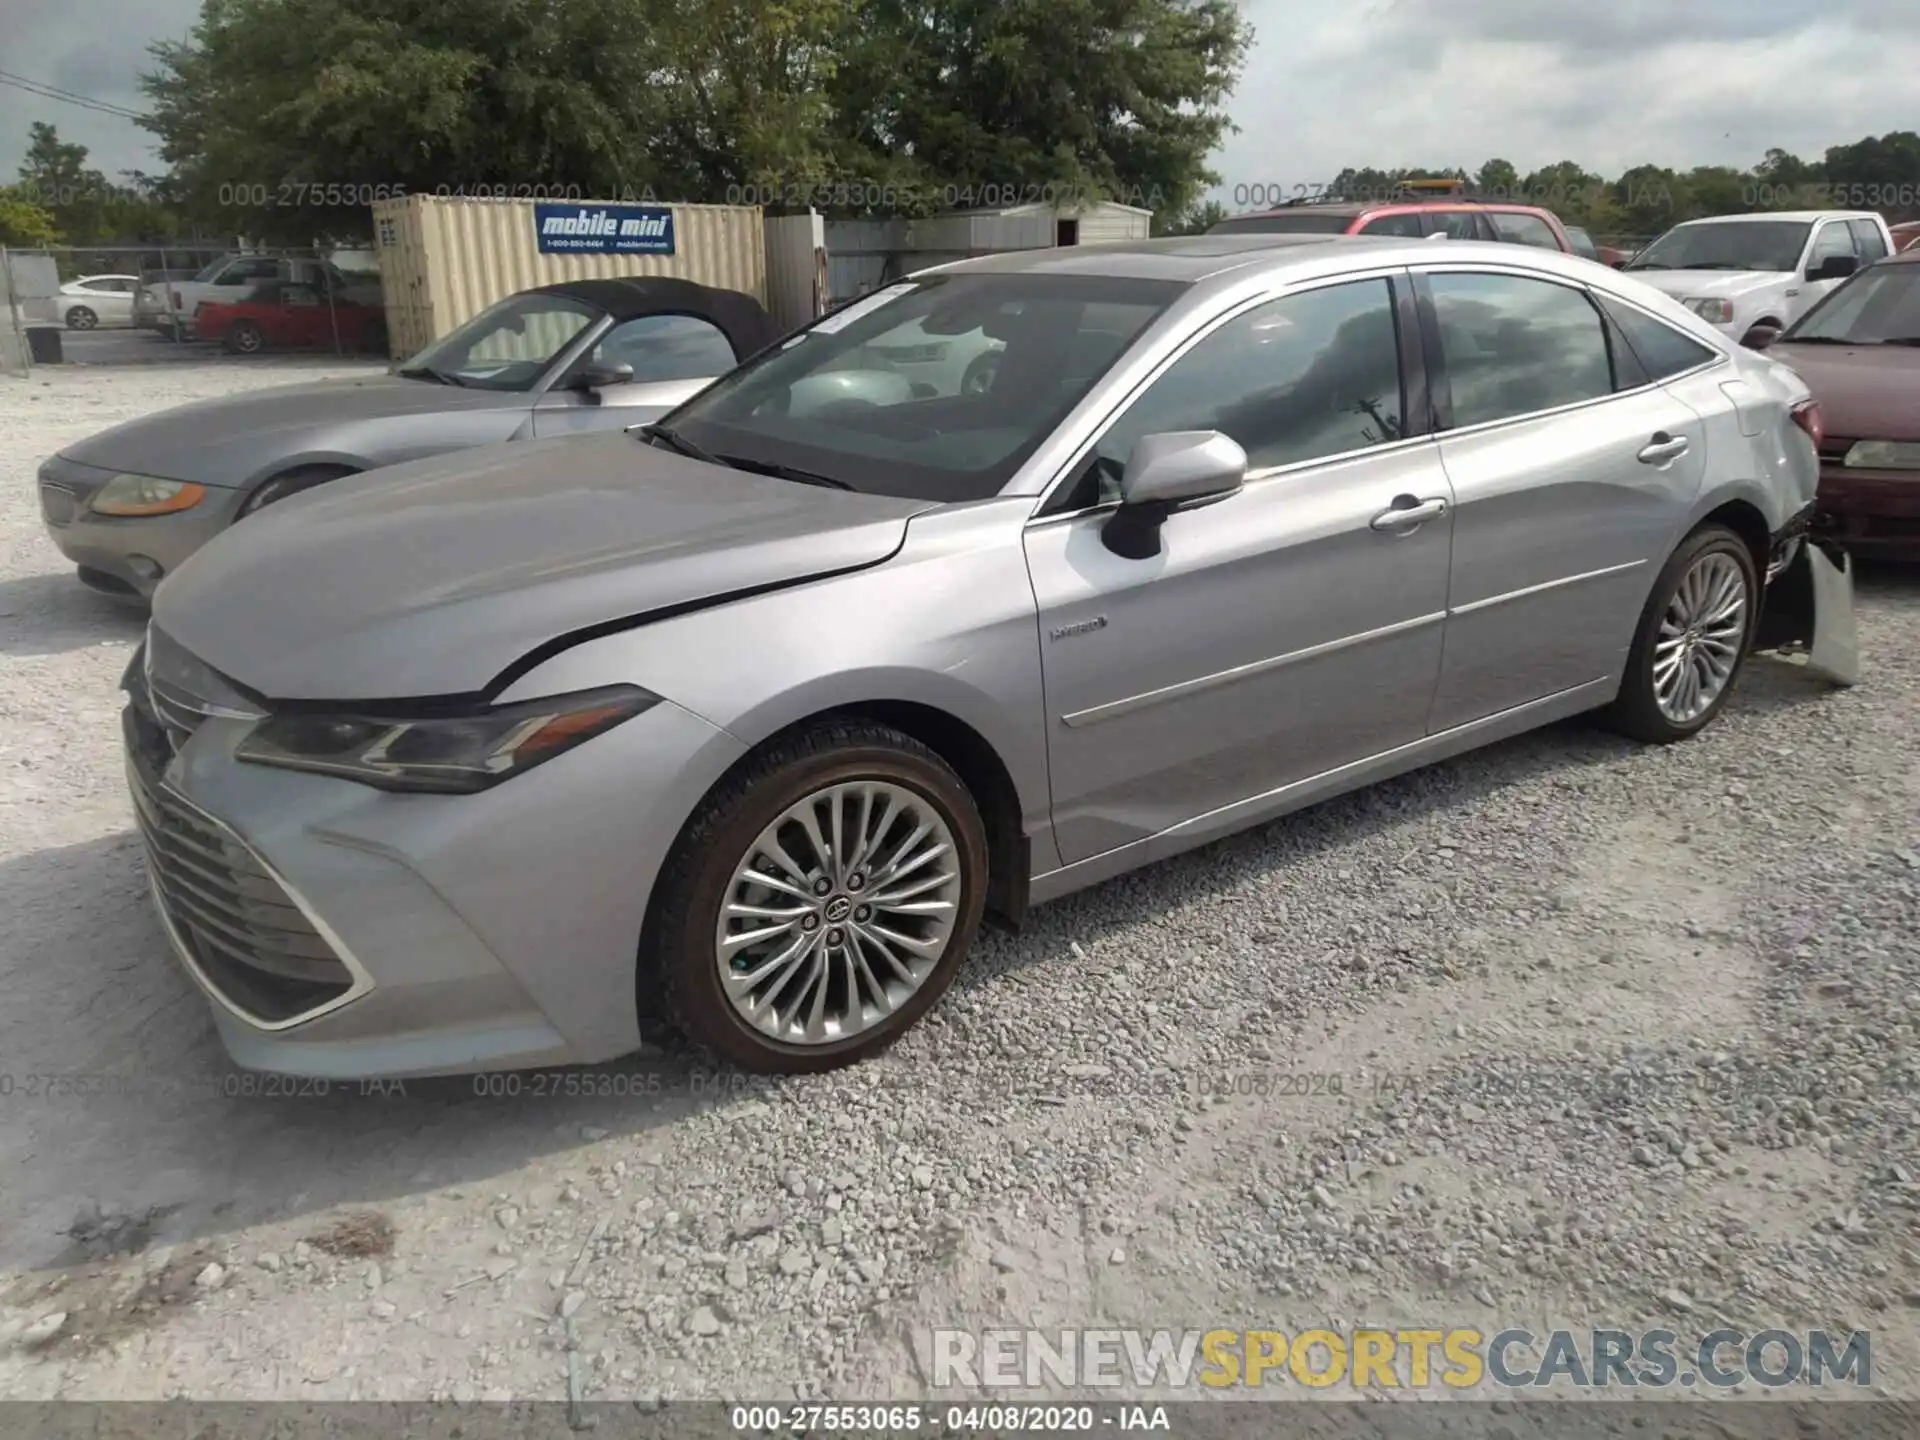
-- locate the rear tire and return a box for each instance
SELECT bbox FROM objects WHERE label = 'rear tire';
[224,321,265,355]
[1604,523,1758,744]
[642,719,989,1073]
[65,305,98,331]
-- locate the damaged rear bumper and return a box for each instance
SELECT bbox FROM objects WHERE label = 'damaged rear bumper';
[1752,505,1859,687]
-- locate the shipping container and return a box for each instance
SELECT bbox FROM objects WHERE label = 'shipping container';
[371,195,768,358]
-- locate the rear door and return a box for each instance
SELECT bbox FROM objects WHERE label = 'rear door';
[1417,264,1711,730]
[533,313,743,437]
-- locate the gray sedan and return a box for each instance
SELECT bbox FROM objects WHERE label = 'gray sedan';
[37,276,776,601]
[126,235,1856,1078]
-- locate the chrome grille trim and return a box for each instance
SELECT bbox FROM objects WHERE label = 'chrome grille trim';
[123,704,374,1031]
[39,484,78,526]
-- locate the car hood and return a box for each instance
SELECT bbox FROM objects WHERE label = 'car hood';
[58,375,527,485]
[1626,270,1789,303]
[1768,342,1920,442]
[152,431,938,702]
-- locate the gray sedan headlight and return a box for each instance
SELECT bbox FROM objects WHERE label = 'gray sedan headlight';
[235,686,658,793]
[91,473,209,516]
[1842,440,1920,471]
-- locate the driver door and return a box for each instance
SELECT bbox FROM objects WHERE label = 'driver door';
[533,314,742,437]
[1024,274,1455,864]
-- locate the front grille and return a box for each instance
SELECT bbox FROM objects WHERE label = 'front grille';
[39,484,77,526]
[124,669,354,1026]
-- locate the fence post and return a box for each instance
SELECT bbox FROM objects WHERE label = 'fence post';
[321,248,343,355]
[0,246,27,377]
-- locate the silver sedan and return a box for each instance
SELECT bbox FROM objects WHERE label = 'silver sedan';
[126,234,1856,1077]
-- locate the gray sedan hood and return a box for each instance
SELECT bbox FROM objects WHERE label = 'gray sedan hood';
[152,431,936,702]
[60,375,523,485]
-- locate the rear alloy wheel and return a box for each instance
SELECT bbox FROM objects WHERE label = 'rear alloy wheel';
[646,720,988,1072]
[224,321,265,355]
[65,305,98,331]
[1605,523,1758,743]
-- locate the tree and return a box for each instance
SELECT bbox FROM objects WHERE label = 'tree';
[1154,197,1227,235]
[844,0,1251,223]
[142,0,691,241]
[142,0,1253,236]
[1824,131,1920,220]
[0,188,62,247]
[1475,158,1520,200]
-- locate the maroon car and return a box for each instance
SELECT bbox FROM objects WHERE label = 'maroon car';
[1760,246,1920,559]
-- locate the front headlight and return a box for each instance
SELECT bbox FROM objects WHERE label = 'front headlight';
[1843,440,1920,471]
[1684,298,1736,324]
[90,474,208,517]
[235,685,659,793]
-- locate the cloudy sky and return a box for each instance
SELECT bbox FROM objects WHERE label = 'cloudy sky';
[3,0,1917,190]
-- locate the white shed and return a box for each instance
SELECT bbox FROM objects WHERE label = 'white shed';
[806,199,1157,314]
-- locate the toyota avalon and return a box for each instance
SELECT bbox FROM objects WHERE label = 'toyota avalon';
[125,235,1856,1077]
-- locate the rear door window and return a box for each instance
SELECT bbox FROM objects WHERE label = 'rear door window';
[1426,272,1614,427]
[1488,212,1562,249]
[1427,210,1487,241]
[1359,212,1427,238]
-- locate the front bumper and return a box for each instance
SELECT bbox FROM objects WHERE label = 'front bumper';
[122,654,747,1079]
[1816,465,1920,559]
[37,455,244,600]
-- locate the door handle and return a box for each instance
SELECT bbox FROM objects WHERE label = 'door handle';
[1638,432,1690,465]
[1370,495,1448,531]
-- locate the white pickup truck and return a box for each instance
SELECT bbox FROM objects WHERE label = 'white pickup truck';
[1620,210,1896,347]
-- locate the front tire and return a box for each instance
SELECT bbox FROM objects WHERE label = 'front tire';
[644,720,989,1073]
[237,464,357,517]
[1605,523,1758,744]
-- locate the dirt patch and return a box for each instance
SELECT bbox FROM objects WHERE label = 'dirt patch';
[303,1211,396,1261]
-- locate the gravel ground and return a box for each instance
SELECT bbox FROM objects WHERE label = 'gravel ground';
[1,359,1917,1409]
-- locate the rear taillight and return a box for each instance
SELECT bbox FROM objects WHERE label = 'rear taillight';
[1791,399,1824,450]
[169,290,181,309]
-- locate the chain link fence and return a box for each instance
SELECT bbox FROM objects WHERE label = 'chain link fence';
[2,243,387,371]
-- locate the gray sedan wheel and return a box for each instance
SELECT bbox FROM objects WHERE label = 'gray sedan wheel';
[66,305,98,331]
[646,719,988,1072]
[1605,523,1758,744]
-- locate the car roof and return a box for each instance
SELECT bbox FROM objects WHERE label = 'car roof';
[925,233,1405,284]
[526,276,778,357]
[1221,197,1554,222]
[1882,245,1920,265]
[1672,210,1881,225]
[919,233,1615,297]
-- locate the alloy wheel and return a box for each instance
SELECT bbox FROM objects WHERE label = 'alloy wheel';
[713,780,961,1046]
[67,306,97,330]
[1652,550,1747,723]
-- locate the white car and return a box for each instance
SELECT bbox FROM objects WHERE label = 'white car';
[58,274,141,330]
[1621,210,1895,347]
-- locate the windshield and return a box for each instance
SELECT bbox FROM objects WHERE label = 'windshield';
[659,272,1181,502]
[1565,226,1598,260]
[1208,213,1356,235]
[192,258,229,282]
[397,292,600,391]
[1785,263,1920,344]
[1626,220,1811,273]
